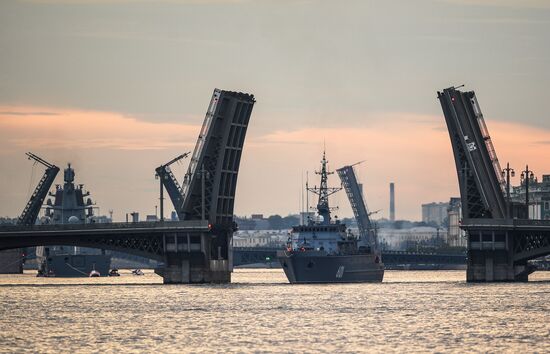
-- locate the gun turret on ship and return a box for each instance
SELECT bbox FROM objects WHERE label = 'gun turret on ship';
[277,152,384,283]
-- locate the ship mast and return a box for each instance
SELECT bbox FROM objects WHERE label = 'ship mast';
[308,151,342,225]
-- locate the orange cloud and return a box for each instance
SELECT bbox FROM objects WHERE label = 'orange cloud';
[0,106,200,151]
[0,106,548,221]
[236,114,550,220]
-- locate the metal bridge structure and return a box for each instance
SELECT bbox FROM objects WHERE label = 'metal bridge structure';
[438,86,550,282]
[18,153,60,226]
[156,152,190,222]
[336,163,380,256]
[0,153,59,274]
[0,89,255,284]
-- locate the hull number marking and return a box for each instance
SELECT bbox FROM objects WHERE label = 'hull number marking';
[336,266,345,279]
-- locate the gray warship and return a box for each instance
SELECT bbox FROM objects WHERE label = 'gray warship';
[277,153,384,283]
[36,162,111,277]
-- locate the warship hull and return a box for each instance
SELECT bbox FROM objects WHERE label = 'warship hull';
[43,254,111,277]
[277,251,384,283]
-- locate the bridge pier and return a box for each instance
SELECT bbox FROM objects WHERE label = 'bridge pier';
[467,256,534,282]
[155,230,232,284]
[156,259,231,284]
[466,227,539,282]
[158,259,190,283]
[467,254,517,282]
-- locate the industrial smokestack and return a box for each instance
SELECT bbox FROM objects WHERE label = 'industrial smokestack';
[390,182,395,222]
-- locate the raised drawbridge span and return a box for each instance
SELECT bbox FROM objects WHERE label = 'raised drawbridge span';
[438,86,550,282]
[0,89,255,284]
[336,163,380,256]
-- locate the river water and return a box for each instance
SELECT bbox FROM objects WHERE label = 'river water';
[0,269,549,353]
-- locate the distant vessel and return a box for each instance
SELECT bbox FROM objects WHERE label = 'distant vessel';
[36,164,111,277]
[277,152,384,283]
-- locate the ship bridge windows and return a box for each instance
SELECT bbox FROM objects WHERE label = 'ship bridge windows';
[293,225,344,233]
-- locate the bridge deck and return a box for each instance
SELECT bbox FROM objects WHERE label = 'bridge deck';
[462,218,550,230]
[0,221,212,261]
[0,220,209,237]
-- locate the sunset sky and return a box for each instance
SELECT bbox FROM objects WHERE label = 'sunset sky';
[1,0,549,221]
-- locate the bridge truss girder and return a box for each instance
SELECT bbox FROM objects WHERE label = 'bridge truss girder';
[336,164,378,254]
[438,87,507,219]
[0,234,165,261]
[0,221,210,263]
[18,165,60,226]
[513,232,550,263]
[180,89,255,227]
[438,86,550,281]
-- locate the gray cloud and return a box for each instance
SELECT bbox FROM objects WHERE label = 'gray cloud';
[0,111,59,116]
[437,0,550,8]
[1,0,549,219]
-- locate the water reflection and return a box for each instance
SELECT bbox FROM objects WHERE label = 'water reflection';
[0,270,548,353]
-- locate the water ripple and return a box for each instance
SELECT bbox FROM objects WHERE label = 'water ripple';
[0,270,549,353]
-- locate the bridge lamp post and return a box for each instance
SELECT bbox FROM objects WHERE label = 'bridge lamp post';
[501,163,515,219]
[520,165,535,215]
[155,173,164,222]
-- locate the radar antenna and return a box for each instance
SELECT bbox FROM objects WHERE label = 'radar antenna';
[307,151,342,225]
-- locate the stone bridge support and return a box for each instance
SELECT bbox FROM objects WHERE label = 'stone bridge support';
[155,229,232,284]
[467,249,533,282]
[464,222,548,282]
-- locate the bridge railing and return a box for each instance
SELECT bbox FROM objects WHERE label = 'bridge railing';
[232,246,466,257]
[462,218,550,228]
[0,220,210,233]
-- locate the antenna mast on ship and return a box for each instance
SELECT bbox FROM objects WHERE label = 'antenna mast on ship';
[307,150,342,225]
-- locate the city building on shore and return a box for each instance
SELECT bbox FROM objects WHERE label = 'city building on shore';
[421,202,449,226]
[511,174,550,220]
[447,197,466,248]
[377,226,445,251]
[233,230,288,248]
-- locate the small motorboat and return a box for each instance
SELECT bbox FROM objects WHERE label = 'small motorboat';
[89,269,101,277]
[132,269,144,276]
[108,268,120,277]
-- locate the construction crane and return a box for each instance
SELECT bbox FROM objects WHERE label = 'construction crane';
[336,162,380,255]
[18,152,60,225]
[155,152,190,221]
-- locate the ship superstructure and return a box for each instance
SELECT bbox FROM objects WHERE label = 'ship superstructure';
[36,163,111,277]
[277,152,384,283]
[44,164,94,224]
